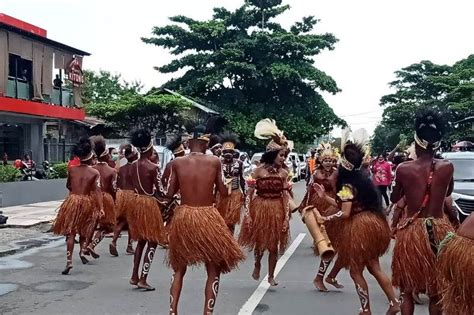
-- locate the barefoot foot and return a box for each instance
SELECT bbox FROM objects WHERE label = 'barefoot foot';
[252,263,261,281]
[61,263,73,275]
[109,243,118,257]
[313,277,328,292]
[129,278,139,286]
[268,277,279,286]
[79,252,89,264]
[137,281,155,291]
[386,300,401,315]
[87,246,100,259]
[325,277,344,289]
[126,245,135,255]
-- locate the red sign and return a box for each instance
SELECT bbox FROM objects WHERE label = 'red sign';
[66,57,84,87]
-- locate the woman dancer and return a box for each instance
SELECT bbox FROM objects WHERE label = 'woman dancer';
[86,136,117,259]
[239,119,290,286]
[128,129,166,291]
[313,129,400,315]
[300,143,344,292]
[109,144,137,257]
[437,213,474,315]
[53,138,103,274]
[216,132,245,235]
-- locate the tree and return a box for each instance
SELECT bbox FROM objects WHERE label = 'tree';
[373,55,474,150]
[82,70,142,105]
[86,94,192,136]
[142,0,345,150]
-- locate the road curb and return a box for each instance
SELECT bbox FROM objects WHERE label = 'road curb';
[0,219,53,229]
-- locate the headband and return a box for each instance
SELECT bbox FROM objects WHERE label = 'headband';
[222,142,236,151]
[139,139,154,153]
[414,133,441,150]
[80,151,94,162]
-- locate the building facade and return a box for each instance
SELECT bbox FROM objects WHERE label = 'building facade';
[0,13,90,163]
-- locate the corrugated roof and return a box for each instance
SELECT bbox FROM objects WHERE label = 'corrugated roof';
[0,22,91,56]
[163,88,219,115]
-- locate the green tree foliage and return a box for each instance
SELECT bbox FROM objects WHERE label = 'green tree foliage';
[142,0,345,149]
[82,70,142,105]
[87,94,191,136]
[372,55,474,153]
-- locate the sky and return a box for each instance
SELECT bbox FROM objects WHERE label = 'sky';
[2,0,473,135]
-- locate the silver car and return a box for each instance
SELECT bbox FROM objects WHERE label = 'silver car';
[443,151,474,222]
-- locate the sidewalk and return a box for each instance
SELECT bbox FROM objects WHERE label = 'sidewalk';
[0,200,63,257]
[0,200,62,228]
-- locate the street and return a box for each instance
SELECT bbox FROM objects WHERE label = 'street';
[0,182,429,315]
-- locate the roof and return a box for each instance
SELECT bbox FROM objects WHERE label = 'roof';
[163,88,219,115]
[454,116,474,124]
[72,116,104,128]
[0,22,91,56]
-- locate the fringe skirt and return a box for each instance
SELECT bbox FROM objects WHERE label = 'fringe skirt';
[437,234,474,315]
[97,192,116,232]
[115,190,136,220]
[127,194,165,243]
[337,211,390,269]
[392,217,454,296]
[53,194,98,237]
[217,189,244,226]
[238,196,288,253]
[168,205,245,273]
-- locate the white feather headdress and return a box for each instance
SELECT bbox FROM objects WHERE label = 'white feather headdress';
[254,119,285,142]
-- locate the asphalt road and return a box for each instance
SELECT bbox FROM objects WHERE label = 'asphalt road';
[0,182,429,315]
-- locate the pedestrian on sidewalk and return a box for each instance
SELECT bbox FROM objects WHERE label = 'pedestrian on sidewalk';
[52,137,104,275]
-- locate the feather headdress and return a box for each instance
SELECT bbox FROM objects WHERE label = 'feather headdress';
[254,118,288,152]
[340,128,370,171]
[318,142,337,160]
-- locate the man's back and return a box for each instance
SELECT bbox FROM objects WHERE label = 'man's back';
[172,154,223,207]
[397,158,453,218]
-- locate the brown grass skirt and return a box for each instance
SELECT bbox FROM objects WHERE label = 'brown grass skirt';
[98,192,115,232]
[168,205,245,273]
[392,217,454,296]
[437,235,474,315]
[53,194,98,237]
[238,196,288,253]
[127,194,165,243]
[337,211,390,269]
[115,190,135,220]
[216,189,244,226]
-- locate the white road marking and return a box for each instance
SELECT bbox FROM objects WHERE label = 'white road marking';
[238,233,306,315]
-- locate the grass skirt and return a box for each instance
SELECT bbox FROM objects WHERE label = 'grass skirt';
[98,192,115,232]
[337,211,390,269]
[437,234,474,315]
[168,205,245,273]
[115,190,135,220]
[128,194,165,243]
[216,189,244,226]
[392,217,453,296]
[53,194,98,237]
[238,196,288,253]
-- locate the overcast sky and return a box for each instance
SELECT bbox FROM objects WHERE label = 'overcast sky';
[3,0,473,134]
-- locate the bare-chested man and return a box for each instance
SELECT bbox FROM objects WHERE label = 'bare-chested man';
[110,144,137,257]
[87,136,117,259]
[128,129,166,291]
[53,137,103,274]
[391,110,455,315]
[437,213,474,315]
[166,125,244,315]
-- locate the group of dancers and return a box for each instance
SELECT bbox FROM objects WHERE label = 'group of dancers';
[51,110,473,315]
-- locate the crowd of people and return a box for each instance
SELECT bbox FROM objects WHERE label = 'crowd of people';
[51,110,473,315]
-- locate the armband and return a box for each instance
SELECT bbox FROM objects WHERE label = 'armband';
[324,211,344,221]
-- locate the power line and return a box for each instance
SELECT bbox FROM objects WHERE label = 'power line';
[340,109,383,118]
